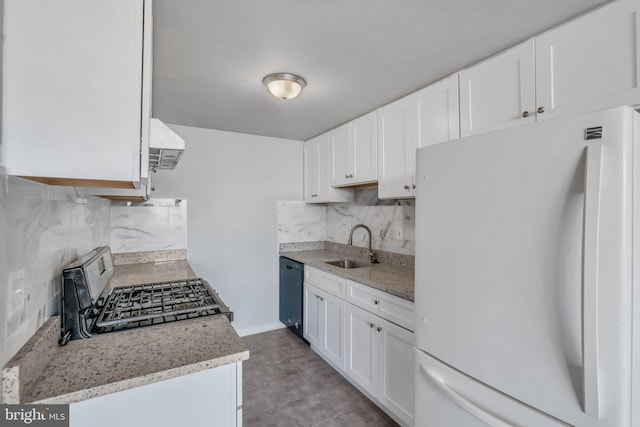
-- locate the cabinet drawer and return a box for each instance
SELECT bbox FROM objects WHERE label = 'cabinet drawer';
[305,267,347,298]
[347,280,414,331]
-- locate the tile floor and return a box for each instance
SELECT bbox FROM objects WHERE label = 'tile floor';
[241,328,399,427]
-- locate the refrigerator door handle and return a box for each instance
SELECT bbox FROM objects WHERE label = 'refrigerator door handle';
[420,364,512,427]
[582,143,603,418]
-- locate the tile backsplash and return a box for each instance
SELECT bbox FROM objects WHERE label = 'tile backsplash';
[276,201,326,246]
[326,188,415,255]
[278,188,415,256]
[0,174,110,370]
[110,199,187,253]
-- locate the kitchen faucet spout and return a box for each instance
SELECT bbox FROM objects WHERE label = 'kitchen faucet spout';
[347,224,378,264]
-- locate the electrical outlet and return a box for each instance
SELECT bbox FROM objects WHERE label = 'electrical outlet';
[395,225,404,240]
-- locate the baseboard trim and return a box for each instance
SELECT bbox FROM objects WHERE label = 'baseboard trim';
[234,322,286,337]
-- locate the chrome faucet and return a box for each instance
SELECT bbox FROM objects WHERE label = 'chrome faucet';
[348,224,379,264]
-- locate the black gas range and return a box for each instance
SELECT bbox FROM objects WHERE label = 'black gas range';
[60,246,232,345]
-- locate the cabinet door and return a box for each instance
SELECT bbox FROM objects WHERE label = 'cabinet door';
[377,97,413,199]
[345,303,378,394]
[331,124,351,186]
[3,0,145,185]
[459,40,536,137]
[303,284,322,348]
[316,133,353,203]
[377,318,415,426]
[320,291,347,371]
[411,74,460,197]
[536,0,640,121]
[350,111,378,184]
[303,139,319,202]
[413,74,460,150]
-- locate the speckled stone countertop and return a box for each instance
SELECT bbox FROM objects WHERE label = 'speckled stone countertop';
[2,254,249,404]
[280,242,415,301]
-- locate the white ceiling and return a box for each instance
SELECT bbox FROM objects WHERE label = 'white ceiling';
[152,0,611,141]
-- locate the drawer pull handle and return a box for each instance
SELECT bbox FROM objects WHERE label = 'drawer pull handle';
[377,326,382,332]
[369,323,375,328]
[374,299,380,305]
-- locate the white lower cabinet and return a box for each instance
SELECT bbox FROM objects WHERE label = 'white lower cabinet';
[346,304,414,426]
[303,283,347,370]
[303,267,414,426]
[303,283,322,348]
[345,303,379,393]
[70,362,243,427]
[377,316,415,425]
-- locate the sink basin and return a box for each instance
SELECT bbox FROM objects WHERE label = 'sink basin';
[324,259,371,269]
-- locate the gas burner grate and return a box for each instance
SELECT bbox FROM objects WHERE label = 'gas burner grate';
[93,278,231,333]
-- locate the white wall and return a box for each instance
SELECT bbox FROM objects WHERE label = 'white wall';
[152,125,303,335]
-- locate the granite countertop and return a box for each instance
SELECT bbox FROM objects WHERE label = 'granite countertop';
[280,245,415,301]
[2,254,249,405]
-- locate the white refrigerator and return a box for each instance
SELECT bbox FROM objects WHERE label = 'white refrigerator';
[414,106,640,426]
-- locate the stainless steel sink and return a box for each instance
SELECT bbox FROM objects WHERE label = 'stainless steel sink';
[324,259,371,269]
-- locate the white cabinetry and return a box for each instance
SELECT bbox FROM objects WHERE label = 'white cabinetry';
[304,134,352,203]
[331,111,378,187]
[345,303,415,426]
[303,268,347,370]
[459,40,536,137]
[377,97,412,199]
[535,0,640,121]
[2,0,151,188]
[413,75,460,149]
[346,280,414,331]
[345,303,379,392]
[303,267,414,426]
[377,75,459,199]
[460,0,640,137]
[70,363,243,427]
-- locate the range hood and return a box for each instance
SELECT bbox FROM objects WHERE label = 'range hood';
[149,118,185,171]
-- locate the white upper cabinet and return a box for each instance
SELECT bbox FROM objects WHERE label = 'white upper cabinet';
[459,40,536,138]
[330,124,351,187]
[378,74,460,199]
[2,0,151,188]
[305,133,353,203]
[460,0,640,137]
[535,0,640,121]
[413,74,460,149]
[377,96,413,199]
[349,111,378,184]
[331,112,378,187]
[303,138,320,202]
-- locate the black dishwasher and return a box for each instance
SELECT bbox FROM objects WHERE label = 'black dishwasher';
[279,257,308,344]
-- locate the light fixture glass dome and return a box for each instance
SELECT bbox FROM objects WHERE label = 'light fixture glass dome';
[263,73,306,100]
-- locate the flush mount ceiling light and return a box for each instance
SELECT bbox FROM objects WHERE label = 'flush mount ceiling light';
[263,73,307,100]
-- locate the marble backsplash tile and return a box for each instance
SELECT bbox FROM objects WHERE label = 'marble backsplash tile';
[1,175,110,372]
[277,189,415,256]
[326,188,415,255]
[276,201,326,245]
[110,199,187,254]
